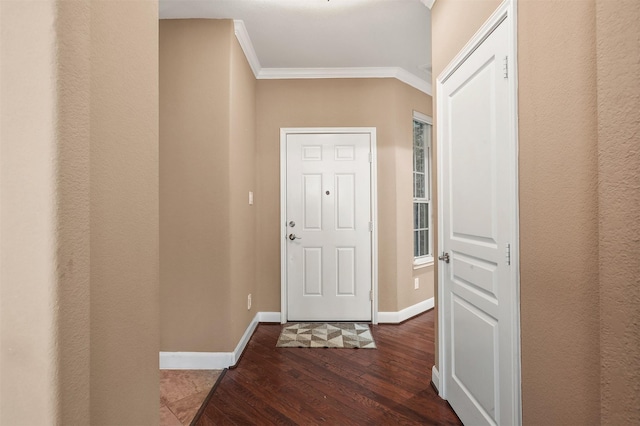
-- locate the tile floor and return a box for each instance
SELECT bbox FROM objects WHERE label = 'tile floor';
[160,370,221,425]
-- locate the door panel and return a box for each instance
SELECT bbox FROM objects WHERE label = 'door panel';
[440,17,518,426]
[452,252,499,300]
[336,247,356,295]
[303,248,322,296]
[336,174,356,229]
[303,175,322,229]
[450,60,498,245]
[286,132,372,321]
[452,295,498,420]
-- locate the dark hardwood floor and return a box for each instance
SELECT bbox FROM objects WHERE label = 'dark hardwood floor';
[196,310,462,425]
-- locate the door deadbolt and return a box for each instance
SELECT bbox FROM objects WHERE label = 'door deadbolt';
[438,252,450,263]
[289,221,295,227]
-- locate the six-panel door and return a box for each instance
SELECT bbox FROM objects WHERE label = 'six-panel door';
[286,133,372,321]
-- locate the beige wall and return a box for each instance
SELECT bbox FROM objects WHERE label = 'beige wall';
[90,0,159,423]
[596,1,640,424]
[228,25,258,345]
[433,0,639,424]
[255,78,432,314]
[1,0,159,423]
[160,20,233,352]
[518,1,600,423]
[160,19,258,352]
[1,1,65,422]
[57,0,91,422]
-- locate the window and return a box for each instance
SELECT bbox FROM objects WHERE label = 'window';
[413,112,433,266]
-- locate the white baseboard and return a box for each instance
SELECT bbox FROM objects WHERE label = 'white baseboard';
[159,351,234,370]
[160,302,435,369]
[257,311,281,322]
[378,297,434,324]
[160,311,282,370]
[231,312,260,365]
[431,365,440,394]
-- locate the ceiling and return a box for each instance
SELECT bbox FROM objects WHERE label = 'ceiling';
[159,0,432,91]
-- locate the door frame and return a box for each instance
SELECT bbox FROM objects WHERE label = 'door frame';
[279,127,379,324]
[436,0,521,423]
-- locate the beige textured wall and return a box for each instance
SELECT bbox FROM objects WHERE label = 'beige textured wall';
[0,1,63,422]
[229,30,258,343]
[518,1,600,423]
[56,0,91,422]
[255,78,431,313]
[160,19,234,352]
[160,19,257,352]
[596,1,640,424]
[1,0,159,423]
[90,1,159,423]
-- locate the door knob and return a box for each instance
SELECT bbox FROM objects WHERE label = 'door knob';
[288,233,302,241]
[438,252,450,263]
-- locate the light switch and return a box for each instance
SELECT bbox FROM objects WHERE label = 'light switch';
[249,191,254,205]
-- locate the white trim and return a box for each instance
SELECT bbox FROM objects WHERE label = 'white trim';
[413,110,433,125]
[421,0,436,9]
[259,67,432,95]
[231,311,260,364]
[159,351,233,370]
[437,122,445,398]
[508,2,522,424]
[378,297,434,324]
[280,128,378,325]
[413,114,434,261]
[431,365,441,394]
[257,311,281,323]
[371,133,379,325]
[232,20,432,95]
[413,256,434,269]
[280,132,288,324]
[436,1,521,423]
[233,20,261,77]
[159,312,282,369]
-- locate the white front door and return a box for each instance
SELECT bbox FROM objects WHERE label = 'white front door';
[283,131,374,322]
[438,10,520,426]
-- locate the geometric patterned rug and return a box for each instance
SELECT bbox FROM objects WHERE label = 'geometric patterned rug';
[276,323,376,349]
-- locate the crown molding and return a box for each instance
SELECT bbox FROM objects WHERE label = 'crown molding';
[233,20,261,77]
[421,0,436,9]
[233,20,432,96]
[258,66,395,80]
[259,67,432,96]
[394,67,433,95]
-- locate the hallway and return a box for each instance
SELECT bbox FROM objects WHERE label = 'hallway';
[195,311,461,425]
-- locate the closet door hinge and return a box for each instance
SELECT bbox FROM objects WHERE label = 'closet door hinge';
[503,56,509,79]
[506,243,511,265]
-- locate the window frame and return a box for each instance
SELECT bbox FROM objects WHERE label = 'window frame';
[412,111,434,268]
